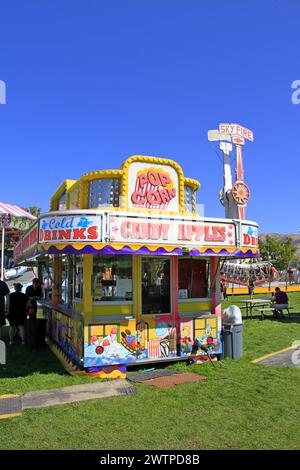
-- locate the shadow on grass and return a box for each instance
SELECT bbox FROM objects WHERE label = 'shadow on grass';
[0,326,67,379]
[264,315,300,324]
[242,314,300,323]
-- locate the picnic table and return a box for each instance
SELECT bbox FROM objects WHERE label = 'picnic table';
[236,298,272,319]
[256,304,293,320]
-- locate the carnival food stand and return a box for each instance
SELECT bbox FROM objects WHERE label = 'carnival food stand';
[14,155,259,378]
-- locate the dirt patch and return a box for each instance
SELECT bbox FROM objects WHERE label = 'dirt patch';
[141,372,206,388]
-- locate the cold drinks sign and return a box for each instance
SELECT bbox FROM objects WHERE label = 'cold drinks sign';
[39,215,102,243]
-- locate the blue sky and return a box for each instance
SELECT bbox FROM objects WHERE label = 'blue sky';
[0,0,299,234]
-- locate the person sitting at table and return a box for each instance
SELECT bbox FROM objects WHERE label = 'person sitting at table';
[271,287,288,318]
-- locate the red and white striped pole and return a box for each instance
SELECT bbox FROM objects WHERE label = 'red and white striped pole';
[235,144,246,220]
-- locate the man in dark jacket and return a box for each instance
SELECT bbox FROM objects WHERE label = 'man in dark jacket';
[25,278,42,318]
[8,283,28,344]
[0,279,10,340]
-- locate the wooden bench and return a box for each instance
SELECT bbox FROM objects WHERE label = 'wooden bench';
[256,306,293,320]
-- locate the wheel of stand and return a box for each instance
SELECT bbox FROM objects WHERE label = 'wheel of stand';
[232,181,250,204]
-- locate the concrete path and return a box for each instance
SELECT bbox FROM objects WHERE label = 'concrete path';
[253,347,300,369]
[22,379,136,410]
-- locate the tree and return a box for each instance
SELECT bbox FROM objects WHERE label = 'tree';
[259,235,297,271]
[22,206,42,217]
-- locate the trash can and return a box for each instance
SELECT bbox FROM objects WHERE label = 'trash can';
[222,305,243,359]
[24,319,47,349]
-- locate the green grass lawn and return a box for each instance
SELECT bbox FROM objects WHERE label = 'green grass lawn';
[0,293,299,450]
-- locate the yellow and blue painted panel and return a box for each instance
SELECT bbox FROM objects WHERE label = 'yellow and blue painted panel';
[47,309,84,367]
[84,314,179,367]
[180,316,221,356]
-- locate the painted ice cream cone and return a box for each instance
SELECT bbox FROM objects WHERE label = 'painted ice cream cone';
[102,339,110,353]
[91,335,99,347]
[110,326,118,343]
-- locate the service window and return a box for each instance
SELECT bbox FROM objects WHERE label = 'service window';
[141,257,171,314]
[92,255,132,301]
[178,258,208,298]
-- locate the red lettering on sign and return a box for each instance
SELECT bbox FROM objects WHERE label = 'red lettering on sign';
[205,226,226,242]
[146,190,161,205]
[73,228,86,239]
[243,234,258,246]
[44,230,52,241]
[177,224,185,240]
[88,226,98,239]
[138,174,147,189]
[194,225,204,241]
[148,170,160,186]
[149,224,160,240]
[161,224,169,240]
[131,167,177,209]
[58,230,72,240]
[158,172,171,187]
[119,221,170,241]
[52,230,58,240]
[158,188,169,204]
[251,236,258,245]
[131,192,145,205]
[121,221,129,238]
[243,234,250,245]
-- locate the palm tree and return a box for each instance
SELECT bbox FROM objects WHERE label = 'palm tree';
[22,206,42,217]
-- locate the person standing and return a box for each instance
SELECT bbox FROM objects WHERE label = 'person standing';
[247,275,255,299]
[7,283,28,344]
[220,279,228,300]
[25,278,43,318]
[287,268,294,285]
[0,279,10,340]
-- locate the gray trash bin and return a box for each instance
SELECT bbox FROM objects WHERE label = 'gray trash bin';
[222,323,243,359]
[222,305,243,359]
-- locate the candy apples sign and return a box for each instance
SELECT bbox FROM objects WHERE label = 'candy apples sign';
[109,215,236,246]
[128,162,179,211]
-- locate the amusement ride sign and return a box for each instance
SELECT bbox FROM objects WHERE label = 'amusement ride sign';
[218,123,254,142]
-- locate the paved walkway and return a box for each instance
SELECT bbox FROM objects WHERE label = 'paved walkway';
[22,379,136,410]
[253,347,300,369]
